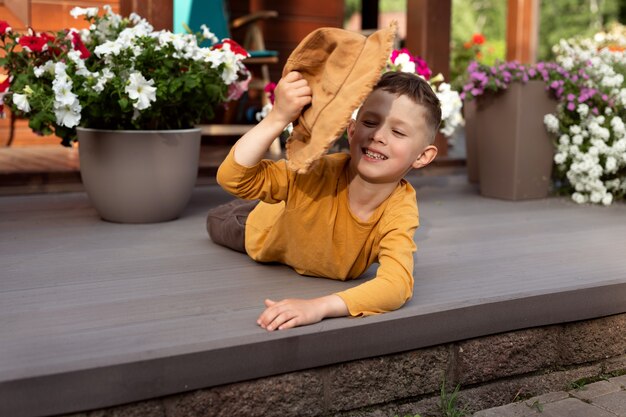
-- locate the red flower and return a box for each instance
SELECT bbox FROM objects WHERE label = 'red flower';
[264,82,276,104]
[0,21,11,36]
[0,75,8,116]
[212,39,249,57]
[18,34,49,52]
[0,75,9,93]
[41,32,55,43]
[472,33,486,45]
[71,31,91,59]
[414,56,432,80]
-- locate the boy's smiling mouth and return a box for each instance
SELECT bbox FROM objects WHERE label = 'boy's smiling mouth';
[363,147,388,160]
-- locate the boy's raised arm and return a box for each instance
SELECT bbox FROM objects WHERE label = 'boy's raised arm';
[234,71,312,167]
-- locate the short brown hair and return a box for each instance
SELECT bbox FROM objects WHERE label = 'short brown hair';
[373,72,442,142]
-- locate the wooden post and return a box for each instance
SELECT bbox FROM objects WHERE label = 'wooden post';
[506,0,539,64]
[405,0,451,157]
[405,0,451,80]
[361,0,379,30]
[120,0,173,31]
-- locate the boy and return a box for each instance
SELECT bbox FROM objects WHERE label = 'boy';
[208,70,441,331]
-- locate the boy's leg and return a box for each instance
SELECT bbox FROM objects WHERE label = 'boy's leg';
[206,199,259,253]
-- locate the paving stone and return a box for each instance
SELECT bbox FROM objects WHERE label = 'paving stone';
[457,327,559,385]
[471,391,569,417]
[610,374,626,389]
[472,401,541,417]
[528,391,570,405]
[570,380,622,401]
[559,315,626,366]
[592,390,626,417]
[459,362,604,413]
[540,398,617,417]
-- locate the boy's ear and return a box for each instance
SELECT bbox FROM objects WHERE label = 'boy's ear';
[412,145,438,169]
[346,119,356,143]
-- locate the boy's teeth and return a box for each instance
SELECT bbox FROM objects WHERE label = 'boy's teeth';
[365,149,387,160]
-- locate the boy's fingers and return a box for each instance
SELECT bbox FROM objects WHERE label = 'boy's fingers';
[290,78,309,89]
[267,310,294,331]
[278,317,299,330]
[284,71,302,82]
[257,299,286,328]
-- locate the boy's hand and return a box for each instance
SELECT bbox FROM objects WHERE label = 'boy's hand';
[257,295,348,331]
[270,71,312,126]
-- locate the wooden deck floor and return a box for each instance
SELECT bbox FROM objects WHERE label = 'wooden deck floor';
[1,175,626,417]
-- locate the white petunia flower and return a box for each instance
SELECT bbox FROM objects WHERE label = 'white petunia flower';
[33,61,55,78]
[200,24,219,44]
[393,52,417,73]
[125,72,157,110]
[53,84,78,106]
[54,102,82,128]
[94,40,122,57]
[13,93,31,113]
[70,6,98,19]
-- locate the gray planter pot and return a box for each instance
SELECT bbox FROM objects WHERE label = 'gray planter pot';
[463,98,479,183]
[77,127,201,223]
[475,81,556,200]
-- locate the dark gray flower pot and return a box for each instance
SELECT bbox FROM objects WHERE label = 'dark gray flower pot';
[77,127,201,223]
[463,98,479,183]
[474,81,556,200]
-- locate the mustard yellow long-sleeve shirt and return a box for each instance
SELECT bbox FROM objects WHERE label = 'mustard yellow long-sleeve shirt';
[216,147,419,316]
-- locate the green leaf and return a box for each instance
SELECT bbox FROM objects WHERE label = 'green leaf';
[118,97,129,111]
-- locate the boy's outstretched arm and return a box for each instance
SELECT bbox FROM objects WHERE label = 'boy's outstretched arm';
[257,295,349,331]
[234,71,312,167]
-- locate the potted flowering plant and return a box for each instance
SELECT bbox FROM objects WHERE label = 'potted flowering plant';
[543,25,626,206]
[462,25,626,206]
[460,60,564,200]
[0,6,250,222]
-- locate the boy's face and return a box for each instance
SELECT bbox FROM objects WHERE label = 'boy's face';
[347,89,434,184]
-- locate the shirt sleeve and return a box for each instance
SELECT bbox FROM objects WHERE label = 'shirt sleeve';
[334,212,418,316]
[216,145,293,203]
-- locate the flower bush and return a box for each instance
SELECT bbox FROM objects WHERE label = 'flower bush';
[256,48,464,140]
[543,29,626,206]
[460,29,626,206]
[459,60,569,102]
[0,6,250,146]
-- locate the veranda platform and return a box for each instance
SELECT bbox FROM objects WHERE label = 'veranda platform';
[1,175,626,417]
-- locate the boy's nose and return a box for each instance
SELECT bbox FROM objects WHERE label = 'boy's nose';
[371,129,386,144]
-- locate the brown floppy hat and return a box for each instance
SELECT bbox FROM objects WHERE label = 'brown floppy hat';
[282,22,398,173]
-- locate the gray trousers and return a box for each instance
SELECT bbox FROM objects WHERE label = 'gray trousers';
[206,199,259,253]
